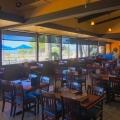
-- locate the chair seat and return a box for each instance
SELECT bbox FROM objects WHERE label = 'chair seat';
[28,90,40,98]
[4,94,12,99]
[75,78,85,83]
[43,103,62,116]
[82,106,102,118]
[15,94,36,103]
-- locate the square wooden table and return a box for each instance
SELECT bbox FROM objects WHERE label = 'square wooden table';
[54,88,104,110]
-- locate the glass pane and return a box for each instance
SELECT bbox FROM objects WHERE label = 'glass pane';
[51,36,60,60]
[62,37,76,59]
[2,39,36,65]
[90,45,98,56]
[39,35,51,61]
[99,46,105,54]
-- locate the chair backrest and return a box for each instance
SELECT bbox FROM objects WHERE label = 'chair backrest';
[91,74,103,87]
[71,82,82,91]
[109,76,120,91]
[13,83,24,101]
[0,68,5,72]
[41,90,56,114]
[68,67,76,71]
[87,85,104,96]
[61,96,82,120]
[66,71,75,81]
[54,69,63,81]
[40,76,50,91]
[36,63,43,68]
[40,76,50,84]
[66,81,82,91]
[1,80,13,98]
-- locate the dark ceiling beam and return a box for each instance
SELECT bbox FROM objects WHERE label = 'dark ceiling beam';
[78,10,115,23]
[37,23,99,37]
[100,33,120,40]
[1,0,120,30]
[0,11,25,23]
[95,16,120,25]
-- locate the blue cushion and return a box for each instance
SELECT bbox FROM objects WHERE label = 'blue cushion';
[28,90,40,98]
[43,103,62,116]
[15,94,36,103]
[4,94,11,99]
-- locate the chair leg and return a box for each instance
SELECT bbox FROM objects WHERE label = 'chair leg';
[13,104,16,117]
[10,101,13,116]
[37,99,39,114]
[2,101,5,112]
[21,107,25,120]
[34,101,36,116]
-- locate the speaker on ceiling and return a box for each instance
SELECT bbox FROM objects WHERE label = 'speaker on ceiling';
[16,2,22,8]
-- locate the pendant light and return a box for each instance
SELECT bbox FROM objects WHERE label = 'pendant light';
[91,15,95,26]
[108,14,112,32]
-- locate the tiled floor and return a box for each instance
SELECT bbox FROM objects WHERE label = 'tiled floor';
[0,75,120,120]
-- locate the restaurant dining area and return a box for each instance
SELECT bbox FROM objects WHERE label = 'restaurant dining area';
[0,0,120,120]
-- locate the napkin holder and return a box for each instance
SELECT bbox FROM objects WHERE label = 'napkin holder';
[31,74,40,87]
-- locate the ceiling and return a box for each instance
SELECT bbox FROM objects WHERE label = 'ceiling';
[0,0,120,42]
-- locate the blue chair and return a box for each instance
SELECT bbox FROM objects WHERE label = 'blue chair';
[13,83,36,120]
[28,76,50,113]
[1,80,14,116]
[41,90,62,120]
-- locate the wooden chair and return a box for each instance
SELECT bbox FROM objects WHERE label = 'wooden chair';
[54,69,66,87]
[1,80,14,116]
[61,96,91,120]
[28,76,50,113]
[13,83,36,120]
[84,85,104,120]
[109,76,120,105]
[68,67,76,71]
[66,81,82,91]
[41,90,62,120]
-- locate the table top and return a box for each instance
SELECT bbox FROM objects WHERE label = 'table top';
[62,69,87,76]
[54,88,104,110]
[100,74,116,81]
[12,79,49,92]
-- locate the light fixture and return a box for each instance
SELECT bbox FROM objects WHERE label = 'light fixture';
[108,28,112,32]
[91,15,95,26]
[108,13,112,32]
[39,28,43,30]
[91,21,95,25]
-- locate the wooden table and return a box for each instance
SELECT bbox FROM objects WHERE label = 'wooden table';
[100,75,116,81]
[62,69,87,77]
[12,79,49,92]
[54,88,104,110]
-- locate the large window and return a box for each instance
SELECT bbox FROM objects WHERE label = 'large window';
[2,31,36,65]
[39,35,61,61]
[62,37,76,59]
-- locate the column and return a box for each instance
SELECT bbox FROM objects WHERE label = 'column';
[76,39,78,59]
[0,31,2,67]
[36,33,39,62]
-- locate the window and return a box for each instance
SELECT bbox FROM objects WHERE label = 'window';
[39,35,61,61]
[51,35,61,60]
[78,45,88,57]
[2,31,36,65]
[90,45,98,56]
[62,37,76,59]
[78,39,89,58]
